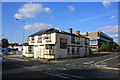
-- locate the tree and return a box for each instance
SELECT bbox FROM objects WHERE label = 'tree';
[117,45,120,50]
[9,43,19,47]
[100,42,106,50]
[113,43,119,49]
[1,38,9,48]
[21,43,28,46]
[100,42,111,51]
[106,42,111,50]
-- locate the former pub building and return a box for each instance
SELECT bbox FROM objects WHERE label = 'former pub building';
[23,28,90,59]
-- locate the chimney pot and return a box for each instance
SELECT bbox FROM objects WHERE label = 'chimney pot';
[86,32,88,36]
[76,31,80,35]
[69,28,72,34]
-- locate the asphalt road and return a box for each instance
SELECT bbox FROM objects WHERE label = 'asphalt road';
[2,52,120,80]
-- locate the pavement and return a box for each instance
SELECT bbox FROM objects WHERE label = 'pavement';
[2,52,120,80]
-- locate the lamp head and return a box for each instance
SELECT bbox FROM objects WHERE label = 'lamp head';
[16,19,19,20]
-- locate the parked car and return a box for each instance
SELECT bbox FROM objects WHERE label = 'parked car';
[0,54,4,63]
[2,51,10,55]
[114,49,120,52]
[8,51,16,55]
[1,48,11,52]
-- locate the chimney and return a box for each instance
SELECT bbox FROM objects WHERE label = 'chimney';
[86,32,88,36]
[69,28,72,34]
[76,31,80,35]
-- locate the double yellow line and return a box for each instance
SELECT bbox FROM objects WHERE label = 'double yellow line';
[92,55,120,70]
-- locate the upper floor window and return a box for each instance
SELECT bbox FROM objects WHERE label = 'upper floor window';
[46,34,51,42]
[47,34,51,40]
[76,37,80,44]
[31,37,34,41]
[31,37,34,43]
[37,35,42,43]
[71,36,75,44]
[85,39,89,45]
[38,35,42,41]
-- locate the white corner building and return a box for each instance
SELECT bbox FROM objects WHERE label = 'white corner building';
[23,28,90,59]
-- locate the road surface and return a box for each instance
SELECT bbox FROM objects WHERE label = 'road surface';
[2,52,120,80]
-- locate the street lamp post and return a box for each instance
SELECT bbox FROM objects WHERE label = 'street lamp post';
[16,19,25,52]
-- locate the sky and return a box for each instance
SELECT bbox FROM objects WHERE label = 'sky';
[1,1,119,44]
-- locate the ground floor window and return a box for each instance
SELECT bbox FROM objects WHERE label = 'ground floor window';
[85,46,87,53]
[72,47,74,54]
[28,46,33,53]
[45,45,52,49]
[45,44,55,55]
[77,47,79,54]
[67,46,70,55]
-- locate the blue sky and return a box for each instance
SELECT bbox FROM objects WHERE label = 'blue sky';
[2,2,118,44]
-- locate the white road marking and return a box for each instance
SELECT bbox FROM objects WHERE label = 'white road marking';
[41,70,86,79]
[83,61,94,64]
[22,65,85,79]
[66,64,70,65]
[41,71,69,79]
[62,68,67,70]
[24,66,39,71]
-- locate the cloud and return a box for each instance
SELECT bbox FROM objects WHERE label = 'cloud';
[44,8,51,13]
[98,26,118,34]
[14,3,51,19]
[24,23,52,31]
[98,25,119,43]
[0,34,9,37]
[114,39,118,43]
[110,16,116,19]
[110,34,118,43]
[102,1,111,7]
[110,34,118,38]
[67,6,75,11]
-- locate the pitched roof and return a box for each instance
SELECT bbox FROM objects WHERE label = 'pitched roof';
[29,28,59,37]
[29,28,89,39]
